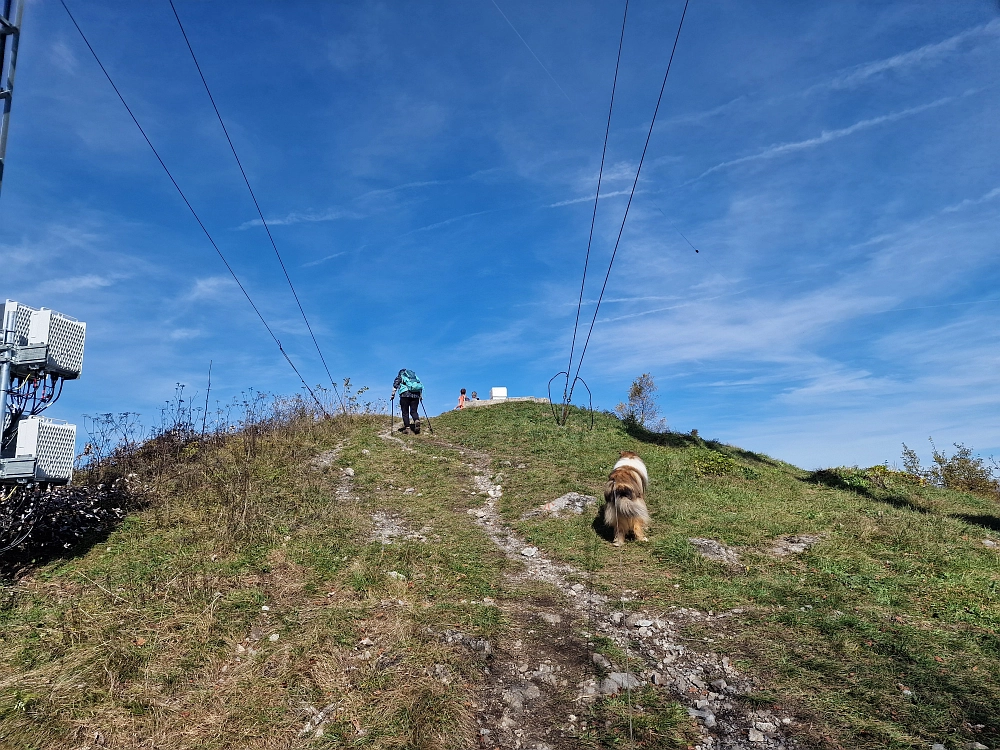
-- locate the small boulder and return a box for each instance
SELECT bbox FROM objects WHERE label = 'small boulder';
[592,653,613,670]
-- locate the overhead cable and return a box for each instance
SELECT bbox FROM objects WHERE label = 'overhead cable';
[561,0,630,421]
[59,0,328,415]
[567,0,692,403]
[167,0,346,414]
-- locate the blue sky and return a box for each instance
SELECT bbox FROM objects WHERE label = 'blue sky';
[2,0,999,469]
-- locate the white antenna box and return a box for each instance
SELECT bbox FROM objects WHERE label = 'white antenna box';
[1,299,34,346]
[1,300,87,484]
[2,301,87,379]
[28,308,87,378]
[13,416,77,482]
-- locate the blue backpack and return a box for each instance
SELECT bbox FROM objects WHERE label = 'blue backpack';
[399,369,423,395]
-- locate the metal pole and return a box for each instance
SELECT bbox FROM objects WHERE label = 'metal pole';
[0,0,23,198]
[0,303,12,448]
[0,359,10,446]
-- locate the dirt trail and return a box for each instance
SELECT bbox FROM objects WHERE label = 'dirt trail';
[380,428,800,750]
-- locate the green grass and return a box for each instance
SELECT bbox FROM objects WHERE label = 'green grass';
[432,402,1000,750]
[0,402,997,749]
[0,414,502,749]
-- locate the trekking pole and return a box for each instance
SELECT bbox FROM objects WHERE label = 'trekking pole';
[419,397,435,434]
[389,395,395,432]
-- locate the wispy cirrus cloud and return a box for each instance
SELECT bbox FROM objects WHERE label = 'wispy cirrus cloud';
[37,274,117,294]
[236,180,448,229]
[942,186,1000,213]
[663,19,999,130]
[695,95,957,180]
[237,207,361,230]
[301,251,347,268]
[409,209,494,233]
[183,276,239,302]
[819,18,1000,92]
[547,189,636,208]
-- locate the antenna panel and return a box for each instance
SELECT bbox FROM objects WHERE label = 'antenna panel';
[14,416,76,483]
[2,300,36,347]
[28,309,86,378]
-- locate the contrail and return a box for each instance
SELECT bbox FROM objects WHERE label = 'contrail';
[696,96,956,180]
[489,0,573,103]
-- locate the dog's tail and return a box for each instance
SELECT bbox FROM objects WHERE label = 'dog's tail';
[614,496,650,523]
[604,479,651,524]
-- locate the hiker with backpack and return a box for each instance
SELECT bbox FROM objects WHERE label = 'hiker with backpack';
[391,368,423,434]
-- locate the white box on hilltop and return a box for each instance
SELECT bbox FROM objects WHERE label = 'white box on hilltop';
[490,387,508,401]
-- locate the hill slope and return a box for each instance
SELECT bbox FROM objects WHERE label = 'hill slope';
[1,403,998,749]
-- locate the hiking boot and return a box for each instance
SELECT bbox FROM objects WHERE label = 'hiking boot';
[413,420,421,435]
[397,425,410,433]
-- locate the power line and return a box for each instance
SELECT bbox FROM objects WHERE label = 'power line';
[59,0,328,415]
[567,0,692,402]
[167,0,346,414]
[561,0,629,420]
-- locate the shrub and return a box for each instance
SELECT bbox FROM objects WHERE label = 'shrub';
[902,440,1000,498]
[615,373,666,431]
[810,465,919,495]
[689,449,757,479]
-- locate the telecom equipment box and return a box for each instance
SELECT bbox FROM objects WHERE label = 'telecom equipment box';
[490,387,508,401]
[28,308,87,378]
[1,301,86,379]
[7,416,77,483]
[1,300,33,347]
[1,301,86,485]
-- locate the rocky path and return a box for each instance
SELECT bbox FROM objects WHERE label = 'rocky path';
[379,428,800,750]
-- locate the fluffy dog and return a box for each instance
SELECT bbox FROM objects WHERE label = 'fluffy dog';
[603,451,650,546]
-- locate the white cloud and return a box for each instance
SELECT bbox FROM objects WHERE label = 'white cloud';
[409,209,494,234]
[548,189,637,208]
[168,328,202,341]
[696,96,956,180]
[822,19,1000,91]
[184,276,239,302]
[942,186,1000,213]
[301,252,347,268]
[38,274,116,294]
[235,180,447,229]
[237,207,361,230]
[658,20,1000,136]
[49,40,79,74]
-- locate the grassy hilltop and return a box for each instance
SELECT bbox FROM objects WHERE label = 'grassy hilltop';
[0,402,998,749]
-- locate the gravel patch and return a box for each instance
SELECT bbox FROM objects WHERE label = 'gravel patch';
[521,492,598,519]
